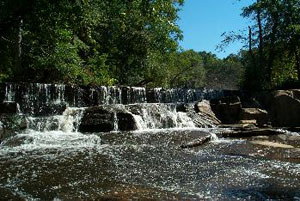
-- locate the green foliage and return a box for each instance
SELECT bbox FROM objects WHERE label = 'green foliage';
[0,0,184,86]
[168,50,205,88]
[145,49,244,89]
[221,0,300,90]
[200,52,244,90]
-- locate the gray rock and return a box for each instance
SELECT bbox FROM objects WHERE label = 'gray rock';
[239,108,269,126]
[181,135,211,148]
[195,100,221,125]
[79,107,115,133]
[220,128,284,138]
[79,106,136,133]
[117,112,136,131]
[0,102,18,114]
[210,96,242,124]
[269,90,300,127]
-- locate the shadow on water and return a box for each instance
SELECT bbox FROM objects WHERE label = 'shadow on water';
[226,185,300,200]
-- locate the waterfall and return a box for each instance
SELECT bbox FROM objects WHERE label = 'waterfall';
[0,83,224,116]
[125,104,196,130]
[27,107,85,133]
[113,112,119,131]
[0,83,225,135]
[24,104,199,133]
[4,83,15,102]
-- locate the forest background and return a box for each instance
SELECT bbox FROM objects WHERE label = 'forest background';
[0,0,299,91]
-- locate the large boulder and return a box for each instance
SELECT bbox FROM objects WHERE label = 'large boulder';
[210,96,242,124]
[0,115,28,142]
[117,112,136,131]
[268,90,300,127]
[194,100,221,125]
[79,107,115,133]
[0,102,18,114]
[239,108,269,126]
[78,106,136,133]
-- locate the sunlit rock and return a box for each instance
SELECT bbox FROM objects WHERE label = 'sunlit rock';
[239,108,269,126]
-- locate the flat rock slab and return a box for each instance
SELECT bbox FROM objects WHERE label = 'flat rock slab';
[249,140,295,149]
[97,129,212,149]
[219,128,285,138]
[220,124,258,130]
[180,135,211,148]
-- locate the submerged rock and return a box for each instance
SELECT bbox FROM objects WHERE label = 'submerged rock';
[249,140,295,149]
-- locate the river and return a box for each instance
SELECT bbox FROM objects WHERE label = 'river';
[0,83,299,200]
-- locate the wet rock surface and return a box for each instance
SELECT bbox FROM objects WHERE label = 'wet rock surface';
[117,112,136,131]
[0,102,18,114]
[195,100,221,125]
[79,107,115,133]
[218,128,284,138]
[180,135,211,148]
[0,114,27,142]
[79,106,137,133]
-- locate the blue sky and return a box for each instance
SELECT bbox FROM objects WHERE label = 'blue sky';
[177,0,254,58]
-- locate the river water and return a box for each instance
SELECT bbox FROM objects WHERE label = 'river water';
[0,84,299,200]
[0,108,299,200]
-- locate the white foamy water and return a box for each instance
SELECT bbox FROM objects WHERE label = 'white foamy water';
[0,107,100,154]
[0,130,102,154]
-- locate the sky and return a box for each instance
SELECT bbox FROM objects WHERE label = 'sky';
[177,0,254,58]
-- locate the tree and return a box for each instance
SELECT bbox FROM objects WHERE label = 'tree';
[220,0,300,90]
[0,0,185,86]
[200,52,244,90]
[169,50,205,88]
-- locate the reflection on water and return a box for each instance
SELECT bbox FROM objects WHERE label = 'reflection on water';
[0,128,299,200]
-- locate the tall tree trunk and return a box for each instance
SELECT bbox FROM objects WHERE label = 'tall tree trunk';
[14,17,23,80]
[248,26,256,65]
[249,26,252,55]
[248,26,253,59]
[295,49,300,81]
[257,9,263,67]
[266,14,278,84]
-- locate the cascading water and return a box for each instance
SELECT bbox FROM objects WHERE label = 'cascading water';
[27,107,85,133]
[0,83,224,115]
[126,104,196,130]
[0,83,299,201]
